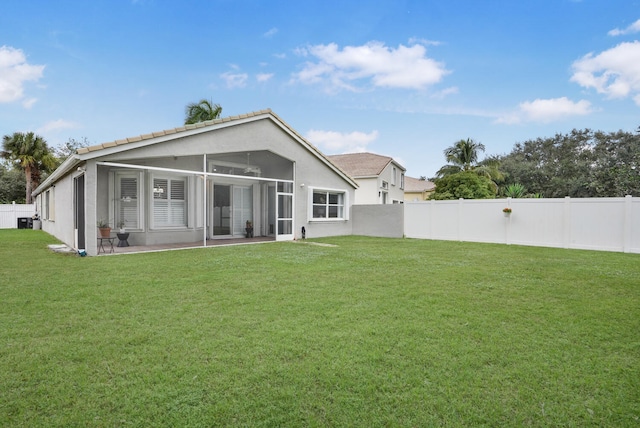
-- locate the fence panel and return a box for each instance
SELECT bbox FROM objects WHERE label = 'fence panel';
[0,203,36,229]
[404,196,639,253]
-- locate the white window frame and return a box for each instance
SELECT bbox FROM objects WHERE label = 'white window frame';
[400,173,405,190]
[117,171,143,230]
[43,189,50,220]
[392,167,397,186]
[151,174,188,229]
[308,187,348,222]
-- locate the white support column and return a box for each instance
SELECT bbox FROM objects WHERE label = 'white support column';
[203,155,207,247]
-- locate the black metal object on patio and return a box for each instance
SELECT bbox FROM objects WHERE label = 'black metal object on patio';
[17,217,32,229]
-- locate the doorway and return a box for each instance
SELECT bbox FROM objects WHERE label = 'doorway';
[211,183,254,238]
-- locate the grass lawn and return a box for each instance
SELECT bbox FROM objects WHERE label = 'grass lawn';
[1,230,639,427]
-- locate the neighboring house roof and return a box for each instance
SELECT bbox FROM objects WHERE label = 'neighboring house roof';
[327,152,405,178]
[34,109,357,196]
[404,176,436,193]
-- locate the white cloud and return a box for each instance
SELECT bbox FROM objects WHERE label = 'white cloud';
[408,37,441,46]
[305,129,379,153]
[0,45,45,103]
[37,119,78,133]
[293,41,449,92]
[608,19,640,36]
[263,27,278,38]
[496,97,593,124]
[431,86,459,99]
[256,73,273,82]
[22,97,38,109]
[220,71,248,88]
[570,41,640,105]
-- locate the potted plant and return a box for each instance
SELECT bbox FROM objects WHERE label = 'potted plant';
[503,207,512,217]
[97,218,111,237]
[245,220,254,238]
[116,219,126,234]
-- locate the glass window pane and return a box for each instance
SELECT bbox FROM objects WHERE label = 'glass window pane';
[153,179,168,199]
[278,194,292,218]
[277,182,293,193]
[278,219,292,235]
[313,205,326,218]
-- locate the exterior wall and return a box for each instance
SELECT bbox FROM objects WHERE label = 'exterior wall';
[404,189,434,202]
[40,170,77,248]
[353,163,405,204]
[404,191,423,202]
[0,203,35,228]
[352,204,404,238]
[353,178,379,204]
[404,196,640,254]
[378,163,404,203]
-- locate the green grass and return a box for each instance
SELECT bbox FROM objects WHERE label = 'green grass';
[1,230,639,427]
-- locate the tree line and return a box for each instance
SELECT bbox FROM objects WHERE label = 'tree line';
[430,127,640,200]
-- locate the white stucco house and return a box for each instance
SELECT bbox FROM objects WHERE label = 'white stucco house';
[327,153,405,204]
[32,109,357,255]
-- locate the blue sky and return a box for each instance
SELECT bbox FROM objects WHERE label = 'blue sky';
[1,0,639,178]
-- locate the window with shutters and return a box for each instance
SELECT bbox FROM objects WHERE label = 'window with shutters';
[115,172,141,230]
[152,176,187,228]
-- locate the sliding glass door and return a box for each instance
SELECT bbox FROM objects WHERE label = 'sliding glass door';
[212,184,231,236]
[212,183,253,238]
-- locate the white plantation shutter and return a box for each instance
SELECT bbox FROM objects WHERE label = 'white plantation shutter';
[119,177,138,228]
[153,177,186,227]
[170,179,186,225]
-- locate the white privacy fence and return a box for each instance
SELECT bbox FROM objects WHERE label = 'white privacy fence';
[0,203,36,229]
[404,196,640,253]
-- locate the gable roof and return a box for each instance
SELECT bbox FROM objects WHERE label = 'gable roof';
[34,109,357,196]
[404,176,436,192]
[326,152,405,178]
[76,109,277,156]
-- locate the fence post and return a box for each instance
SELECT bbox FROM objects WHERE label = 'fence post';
[505,197,512,245]
[429,199,435,239]
[458,198,464,241]
[623,195,632,253]
[563,196,571,249]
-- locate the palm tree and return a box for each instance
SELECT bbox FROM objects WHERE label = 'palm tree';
[435,138,504,194]
[436,138,486,177]
[1,132,57,204]
[184,98,222,124]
